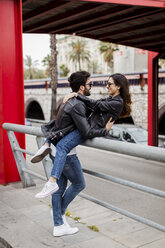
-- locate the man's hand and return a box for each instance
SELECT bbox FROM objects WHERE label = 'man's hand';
[63,92,78,103]
[105,117,114,132]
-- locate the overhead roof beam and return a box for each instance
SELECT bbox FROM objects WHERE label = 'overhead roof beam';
[95,14,165,40]
[152,46,165,52]
[122,35,165,47]
[23,1,73,24]
[22,0,33,6]
[140,43,165,51]
[23,2,103,33]
[41,5,132,34]
[111,28,165,43]
[135,38,165,48]
[80,0,165,8]
[77,9,164,35]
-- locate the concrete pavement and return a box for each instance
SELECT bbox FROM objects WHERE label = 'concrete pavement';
[0,180,165,248]
[1,134,165,247]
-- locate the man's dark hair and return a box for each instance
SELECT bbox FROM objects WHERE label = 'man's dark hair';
[68,71,90,92]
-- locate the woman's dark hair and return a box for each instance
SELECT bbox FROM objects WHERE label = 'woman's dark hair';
[110,73,132,117]
[68,71,90,92]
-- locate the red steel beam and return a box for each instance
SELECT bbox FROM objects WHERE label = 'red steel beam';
[80,0,165,8]
[148,51,159,146]
[0,0,25,185]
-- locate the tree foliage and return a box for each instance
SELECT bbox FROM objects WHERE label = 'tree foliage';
[59,64,70,77]
[99,42,118,71]
[42,54,51,77]
[24,55,39,79]
[159,59,165,70]
[69,37,90,71]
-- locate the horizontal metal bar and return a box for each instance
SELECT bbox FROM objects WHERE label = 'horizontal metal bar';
[22,168,47,181]
[81,137,165,163]
[3,123,43,136]
[80,192,165,232]
[83,168,165,198]
[14,147,34,156]
[3,123,165,163]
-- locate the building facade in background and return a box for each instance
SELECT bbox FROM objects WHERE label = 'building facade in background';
[57,35,148,76]
[57,35,110,75]
[114,45,148,74]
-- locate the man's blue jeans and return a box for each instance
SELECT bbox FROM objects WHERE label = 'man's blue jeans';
[51,154,86,226]
[50,129,84,179]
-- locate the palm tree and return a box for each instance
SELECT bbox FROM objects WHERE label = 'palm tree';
[69,37,90,71]
[88,61,101,74]
[50,34,58,120]
[42,54,51,77]
[24,55,38,79]
[99,42,118,71]
[60,64,70,77]
[159,59,165,70]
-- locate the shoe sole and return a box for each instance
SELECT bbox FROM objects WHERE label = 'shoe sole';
[35,186,59,198]
[31,147,51,163]
[53,229,79,237]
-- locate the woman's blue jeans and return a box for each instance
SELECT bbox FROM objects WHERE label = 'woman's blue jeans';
[50,129,84,179]
[51,154,86,226]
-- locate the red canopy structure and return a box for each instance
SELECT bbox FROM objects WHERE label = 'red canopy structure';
[0,0,165,184]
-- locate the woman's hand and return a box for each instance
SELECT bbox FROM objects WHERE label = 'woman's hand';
[63,92,78,103]
[105,117,114,132]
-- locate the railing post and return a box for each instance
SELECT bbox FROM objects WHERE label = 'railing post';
[7,131,35,188]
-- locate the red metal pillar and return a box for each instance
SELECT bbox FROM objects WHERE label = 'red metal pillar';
[0,0,25,185]
[148,51,159,146]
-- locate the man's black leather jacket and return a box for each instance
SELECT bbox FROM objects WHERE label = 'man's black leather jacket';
[41,97,109,145]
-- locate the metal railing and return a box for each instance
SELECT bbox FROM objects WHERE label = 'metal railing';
[2,123,165,232]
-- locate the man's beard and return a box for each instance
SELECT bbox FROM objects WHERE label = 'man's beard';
[84,87,91,96]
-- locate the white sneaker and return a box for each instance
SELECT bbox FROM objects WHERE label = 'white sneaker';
[53,224,79,237]
[62,214,70,227]
[31,144,51,163]
[50,210,70,227]
[35,182,59,198]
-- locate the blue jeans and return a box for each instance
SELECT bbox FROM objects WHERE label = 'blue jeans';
[50,129,84,179]
[51,154,86,226]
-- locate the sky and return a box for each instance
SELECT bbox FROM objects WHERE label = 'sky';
[23,34,50,69]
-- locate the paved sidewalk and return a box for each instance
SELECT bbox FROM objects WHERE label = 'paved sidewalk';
[0,181,165,248]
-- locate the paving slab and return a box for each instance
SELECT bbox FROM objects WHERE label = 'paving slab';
[139,238,165,248]
[0,182,165,248]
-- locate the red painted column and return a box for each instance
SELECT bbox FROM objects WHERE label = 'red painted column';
[0,0,25,185]
[148,51,159,146]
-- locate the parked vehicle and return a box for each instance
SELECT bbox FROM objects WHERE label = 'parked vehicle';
[105,124,148,145]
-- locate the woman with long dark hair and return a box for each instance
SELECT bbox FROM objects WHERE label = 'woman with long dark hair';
[34,73,132,198]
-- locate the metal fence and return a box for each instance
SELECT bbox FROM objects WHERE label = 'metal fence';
[3,123,165,232]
